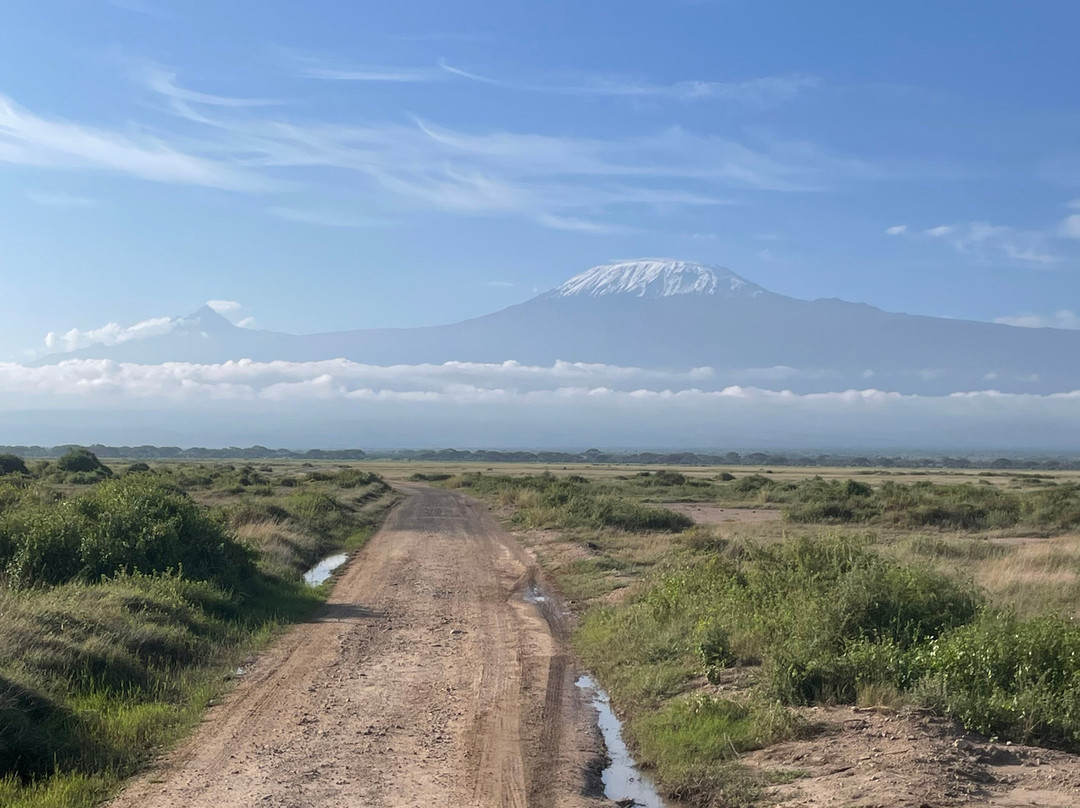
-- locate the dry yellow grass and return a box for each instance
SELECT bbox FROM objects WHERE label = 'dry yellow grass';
[975,535,1080,617]
[234,518,315,580]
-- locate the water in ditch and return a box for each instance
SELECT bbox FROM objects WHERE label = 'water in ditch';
[303,553,348,586]
[576,674,670,808]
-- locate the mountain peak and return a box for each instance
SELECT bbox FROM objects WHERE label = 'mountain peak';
[182,305,237,333]
[550,259,765,299]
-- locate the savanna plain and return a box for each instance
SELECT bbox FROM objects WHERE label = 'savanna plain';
[3,453,1080,807]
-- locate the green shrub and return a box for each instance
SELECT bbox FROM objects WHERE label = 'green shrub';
[917,612,1080,748]
[408,472,452,482]
[0,455,29,477]
[0,477,254,588]
[55,449,111,477]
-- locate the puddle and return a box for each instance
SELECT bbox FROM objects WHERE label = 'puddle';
[576,674,670,808]
[523,585,548,604]
[303,553,348,586]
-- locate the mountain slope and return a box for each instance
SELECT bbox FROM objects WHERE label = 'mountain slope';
[35,260,1080,395]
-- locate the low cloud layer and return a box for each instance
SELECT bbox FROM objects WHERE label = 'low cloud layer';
[43,317,177,353]
[995,310,1080,330]
[1,358,1078,450]
[41,301,253,354]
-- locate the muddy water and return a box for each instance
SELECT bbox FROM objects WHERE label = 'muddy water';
[303,552,348,586]
[576,674,670,808]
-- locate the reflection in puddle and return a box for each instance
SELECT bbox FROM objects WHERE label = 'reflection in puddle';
[576,674,670,808]
[303,553,348,586]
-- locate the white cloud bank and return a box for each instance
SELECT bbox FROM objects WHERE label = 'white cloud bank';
[2,358,1079,450]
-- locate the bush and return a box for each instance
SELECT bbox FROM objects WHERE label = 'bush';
[0,477,254,588]
[917,612,1080,748]
[409,472,452,482]
[0,455,29,477]
[55,449,111,477]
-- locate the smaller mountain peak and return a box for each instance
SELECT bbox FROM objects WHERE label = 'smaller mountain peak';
[551,259,765,299]
[182,305,236,332]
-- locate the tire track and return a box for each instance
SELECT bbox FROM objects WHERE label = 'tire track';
[110,484,603,808]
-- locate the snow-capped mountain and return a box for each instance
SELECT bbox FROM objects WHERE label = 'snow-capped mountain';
[34,259,1080,396]
[550,259,764,299]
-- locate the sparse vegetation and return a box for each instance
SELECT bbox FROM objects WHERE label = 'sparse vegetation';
[718,475,1080,532]
[447,472,694,533]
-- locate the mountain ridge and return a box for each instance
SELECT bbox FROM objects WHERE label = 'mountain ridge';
[32,259,1080,397]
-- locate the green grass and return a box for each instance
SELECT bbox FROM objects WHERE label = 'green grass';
[631,696,800,807]
[0,454,397,804]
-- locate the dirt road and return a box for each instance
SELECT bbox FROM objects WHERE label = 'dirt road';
[111,485,605,808]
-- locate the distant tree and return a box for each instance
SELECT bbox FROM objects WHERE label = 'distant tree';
[56,448,112,476]
[0,454,29,476]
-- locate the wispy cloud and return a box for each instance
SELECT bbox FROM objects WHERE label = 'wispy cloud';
[485,281,514,288]
[281,48,443,82]
[994,310,1080,330]
[268,207,383,228]
[438,60,820,106]
[0,66,867,233]
[292,52,819,107]
[299,64,440,82]
[0,93,267,190]
[923,225,954,237]
[533,213,637,234]
[26,191,99,207]
[1059,214,1080,238]
[925,222,1060,265]
[890,221,1063,266]
[141,65,281,108]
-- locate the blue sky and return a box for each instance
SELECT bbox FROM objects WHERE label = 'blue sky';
[2,0,1080,361]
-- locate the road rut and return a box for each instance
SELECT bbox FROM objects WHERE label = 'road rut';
[111,485,603,808]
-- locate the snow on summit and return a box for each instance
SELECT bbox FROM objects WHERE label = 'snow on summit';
[552,259,764,299]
